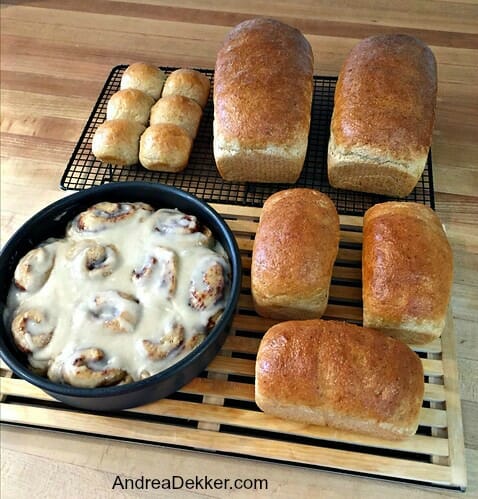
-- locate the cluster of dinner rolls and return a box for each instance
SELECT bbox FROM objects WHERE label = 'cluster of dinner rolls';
[92,63,210,172]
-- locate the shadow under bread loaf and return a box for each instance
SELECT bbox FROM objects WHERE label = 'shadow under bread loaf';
[362,202,453,344]
[255,319,424,440]
[327,34,437,197]
[251,188,339,320]
[213,18,314,183]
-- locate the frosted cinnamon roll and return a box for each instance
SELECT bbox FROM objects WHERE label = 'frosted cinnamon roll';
[141,320,185,360]
[132,246,177,300]
[189,257,226,311]
[11,309,55,354]
[14,242,57,292]
[48,348,129,388]
[68,202,153,235]
[67,240,119,278]
[86,290,140,334]
[151,208,213,246]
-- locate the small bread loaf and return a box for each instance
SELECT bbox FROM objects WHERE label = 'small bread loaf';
[362,202,453,344]
[120,62,166,100]
[106,89,154,125]
[92,119,145,166]
[328,34,437,197]
[251,189,339,320]
[150,95,203,139]
[213,18,314,183]
[161,69,210,109]
[139,123,192,172]
[255,319,424,440]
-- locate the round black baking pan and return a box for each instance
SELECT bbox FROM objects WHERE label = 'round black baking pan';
[0,182,242,411]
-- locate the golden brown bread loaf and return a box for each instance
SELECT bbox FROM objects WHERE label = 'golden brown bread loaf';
[213,18,314,182]
[139,123,192,172]
[328,34,437,197]
[255,319,424,440]
[92,119,145,166]
[251,189,339,320]
[106,89,154,125]
[120,62,166,100]
[362,202,453,344]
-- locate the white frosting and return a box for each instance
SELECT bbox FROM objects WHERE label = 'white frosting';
[5,202,230,386]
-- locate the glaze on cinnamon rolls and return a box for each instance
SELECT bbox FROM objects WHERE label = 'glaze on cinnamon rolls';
[5,201,231,387]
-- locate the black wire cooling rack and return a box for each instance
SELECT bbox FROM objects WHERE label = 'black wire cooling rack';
[60,65,435,215]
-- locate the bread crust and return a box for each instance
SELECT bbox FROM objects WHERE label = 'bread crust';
[120,62,166,100]
[162,69,210,109]
[251,189,339,319]
[255,319,424,440]
[362,202,453,343]
[106,89,154,125]
[213,18,314,182]
[328,34,437,197]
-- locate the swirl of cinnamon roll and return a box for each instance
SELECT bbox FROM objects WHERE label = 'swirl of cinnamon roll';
[14,242,56,292]
[141,321,185,360]
[68,202,154,235]
[47,348,128,388]
[132,246,177,300]
[67,240,119,278]
[87,290,140,334]
[188,257,226,311]
[11,309,55,354]
[151,209,213,246]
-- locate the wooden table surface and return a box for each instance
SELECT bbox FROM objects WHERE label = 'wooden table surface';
[1,1,477,497]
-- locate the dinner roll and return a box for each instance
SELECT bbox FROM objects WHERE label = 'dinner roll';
[106,89,154,125]
[92,119,145,166]
[120,62,166,100]
[139,124,193,172]
[150,95,203,139]
[162,69,211,109]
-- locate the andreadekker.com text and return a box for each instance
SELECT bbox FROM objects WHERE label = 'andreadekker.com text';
[112,475,268,491]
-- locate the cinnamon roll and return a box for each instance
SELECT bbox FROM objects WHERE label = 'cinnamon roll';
[68,202,153,235]
[48,348,129,388]
[11,309,55,354]
[142,321,185,360]
[67,240,119,278]
[189,257,226,311]
[87,290,140,334]
[14,243,56,292]
[151,208,213,246]
[132,246,177,300]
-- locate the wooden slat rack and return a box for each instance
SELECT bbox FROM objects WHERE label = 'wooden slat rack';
[0,204,467,491]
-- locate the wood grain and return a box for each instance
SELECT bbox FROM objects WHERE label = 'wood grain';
[1,0,477,496]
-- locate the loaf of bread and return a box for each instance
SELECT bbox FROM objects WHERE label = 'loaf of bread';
[150,95,203,139]
[362,202,453,344]
[328,34,437,197]
[106,89,154,125]
[255,319,424,440]
[92,119,145,166]
[120,62,166,100]
[213,18,314,183]
[251,189,339,320]
[139,123,192,172]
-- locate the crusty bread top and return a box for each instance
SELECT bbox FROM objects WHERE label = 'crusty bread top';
[331,34,437,163]
[251,189,339,301]
[214,18,314,149]
[362,202,453,328]
[256,319,424,426]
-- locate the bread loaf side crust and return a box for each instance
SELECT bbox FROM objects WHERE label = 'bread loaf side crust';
[362,202,453,343]
[251,189,339,319]
[328,34,437,197]
[213,18,314,182]
[255,319,424,439]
